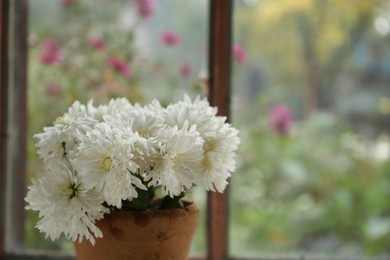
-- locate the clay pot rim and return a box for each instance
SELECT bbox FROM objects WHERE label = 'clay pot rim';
[104,201,199,220]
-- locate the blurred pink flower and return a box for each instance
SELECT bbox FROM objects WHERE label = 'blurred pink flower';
[179,62,192,78]
[40,39,60,65]
[133,0,155,19]
[62,0,76,6]
[269,105,293,136]
[160,31,181,47]
[47,83,60,97]
[232,44,247,64]
[107,57,131,76]
[89,38,106,51]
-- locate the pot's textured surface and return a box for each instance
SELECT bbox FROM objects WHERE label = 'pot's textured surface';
[74,202,199,260]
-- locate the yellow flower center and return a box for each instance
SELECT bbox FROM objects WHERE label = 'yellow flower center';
[54,116,65,125]
[53,142,65,156]
[54,113,70,125]
[204,139,217,153]
[139,129,149,138]
[171,155,179,165]
[61,183,80,199]
[101,156,113,172]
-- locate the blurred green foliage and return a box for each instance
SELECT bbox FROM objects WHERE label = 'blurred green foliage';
[233,0,390,130]
[231,99,390,256]
[231,1,390,255]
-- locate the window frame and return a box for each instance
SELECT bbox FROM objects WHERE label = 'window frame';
[207,1,232,259]
[1,0,28,255]
[0,0,8,255]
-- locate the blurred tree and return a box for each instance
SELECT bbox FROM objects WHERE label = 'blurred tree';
[235,0,387,117]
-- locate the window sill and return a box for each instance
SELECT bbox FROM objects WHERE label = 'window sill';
[5,250,206,260]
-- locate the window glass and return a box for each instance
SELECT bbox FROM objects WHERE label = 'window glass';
[231,0,390,257]
[27,0,208,254]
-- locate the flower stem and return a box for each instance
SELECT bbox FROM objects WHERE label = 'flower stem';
[159,192,185,210]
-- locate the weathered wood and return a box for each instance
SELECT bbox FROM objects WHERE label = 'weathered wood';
[8,0,28,250]
[2,0,28,252]
[4,251,206,260]
[208,0,233,120]
[3,252,388,260]
[207,1,233,260]
[0,0,10,257]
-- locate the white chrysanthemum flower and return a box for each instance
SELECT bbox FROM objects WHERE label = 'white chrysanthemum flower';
[106,97,133,114]
[25,159,107,244]
[54,101,97,134]
[180,95,217,116]
[200,119,240,192]
[144,99,164,116]
[104,108,163,174]
[104,106,164,140]
[35,101,98,161]
[146,123,204,197]
[87,100,108,122]
[87,98,132,122]
[164,95,219,137]
[34,126,67,160]
[164,95,240,192]
[72,122,146,208]
[25,178,48,215]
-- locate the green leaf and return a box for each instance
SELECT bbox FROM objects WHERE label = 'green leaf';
[159,193,185,210]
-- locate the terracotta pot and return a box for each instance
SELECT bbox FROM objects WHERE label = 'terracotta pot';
[74,202,199,260]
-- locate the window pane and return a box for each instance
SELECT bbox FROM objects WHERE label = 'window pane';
[27,0,208,254]
[231,0,390,258]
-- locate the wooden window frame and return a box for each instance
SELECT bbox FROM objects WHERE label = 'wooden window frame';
[207,1,232,260]
[1,0,28,256]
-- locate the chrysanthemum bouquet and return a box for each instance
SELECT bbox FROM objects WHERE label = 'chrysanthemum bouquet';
[25,96,240,244]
